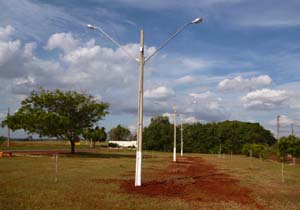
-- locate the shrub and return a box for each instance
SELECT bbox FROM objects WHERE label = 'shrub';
[0,136,6,146]
[108,143,118,148]
[242,143,270,159]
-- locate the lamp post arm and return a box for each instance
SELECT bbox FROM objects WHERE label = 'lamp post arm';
[144,22,191,64]
[92,26,139,63]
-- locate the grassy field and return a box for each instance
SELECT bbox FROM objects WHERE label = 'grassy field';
[200,154,300,210]
[0,142,299,210]
[0,140,105,151]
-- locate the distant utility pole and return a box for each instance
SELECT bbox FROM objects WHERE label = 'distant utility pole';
[291,123,294,135]
[7,107,10,148]
[277,115,280,140]
[180,118,183,157]
[173,105,177,162]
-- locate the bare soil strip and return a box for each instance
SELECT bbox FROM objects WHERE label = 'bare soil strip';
[121,156,263,210]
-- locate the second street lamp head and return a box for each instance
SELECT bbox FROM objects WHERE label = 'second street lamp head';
[87,24,97,29]
[192,17,203,24]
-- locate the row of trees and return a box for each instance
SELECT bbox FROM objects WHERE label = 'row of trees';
[240,135,300,164]
[143,115,276,154]
[1,88,285,156]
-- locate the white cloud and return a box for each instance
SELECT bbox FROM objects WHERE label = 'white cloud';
[45,33,78,52]
[162,112,173,120]
[181,116,198,123]
[269,115,294,127]
[144,86,175,100]
[218,75,272,91]
[174,75,196,85]
[189,91,212,99]
[0,25,15,40]
[185,91,229,121]
[241,89,288,110]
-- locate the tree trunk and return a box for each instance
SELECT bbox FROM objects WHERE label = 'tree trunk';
[93,141,96,148]
[71,140,75,154]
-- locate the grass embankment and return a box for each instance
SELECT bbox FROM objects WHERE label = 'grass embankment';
[0,142,299,210]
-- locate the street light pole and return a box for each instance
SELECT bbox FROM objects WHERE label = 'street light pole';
[135,29,144,186]
[7,107,10,148]
[87,17,203,187]
[180,118,183,157]
[173,105,177,162]
[277,115,280,140]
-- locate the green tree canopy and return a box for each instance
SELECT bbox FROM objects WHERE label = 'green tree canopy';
[143,117,276,154]
[143,115,174,151]
[83,126,107,148]
[278,135,300,159]
[108,125,131,141]
[1,89,109,153]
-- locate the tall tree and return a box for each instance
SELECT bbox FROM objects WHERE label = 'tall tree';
[91,126,107,147]
[143,115,174,151]
[109,125,131,141]
[1,89,109,153]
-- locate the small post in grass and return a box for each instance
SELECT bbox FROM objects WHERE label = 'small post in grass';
[55,154,58,183]
[281,157,285,183]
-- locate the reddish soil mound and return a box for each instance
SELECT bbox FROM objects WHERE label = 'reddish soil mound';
[121,157,263,209]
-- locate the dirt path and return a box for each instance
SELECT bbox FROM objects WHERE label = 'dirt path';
[121,156,263,209]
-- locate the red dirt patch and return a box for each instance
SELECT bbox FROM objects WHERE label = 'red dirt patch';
[121,156,263,210]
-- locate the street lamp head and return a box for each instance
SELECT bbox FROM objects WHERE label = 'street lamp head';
[87,24,97,30]
[192,17,203,24]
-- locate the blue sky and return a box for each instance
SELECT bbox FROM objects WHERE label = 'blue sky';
[1,0,300,137]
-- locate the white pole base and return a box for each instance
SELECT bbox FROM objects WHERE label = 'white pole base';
[135,151,142,186]
[173,147,176,162]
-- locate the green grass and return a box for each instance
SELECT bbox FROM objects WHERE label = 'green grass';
[0,143,300,210]
[199,154,300,210]
[0,140,107,151]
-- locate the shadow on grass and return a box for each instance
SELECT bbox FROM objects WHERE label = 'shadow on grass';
[68,152,136,159]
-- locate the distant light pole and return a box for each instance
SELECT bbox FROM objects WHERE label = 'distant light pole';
[173,105,177,162]
[277,115,280,140]
[7,108,10,147]
[87,17,203,187]
[180,117,183,157]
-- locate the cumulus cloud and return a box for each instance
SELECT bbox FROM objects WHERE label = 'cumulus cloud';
[218,75,272,91]
[185,91,229,122]
[0,25,15,40]
[241,89,288,110]
[0,38,38,79]
[45,33,78,52]
[144,86,175,100]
